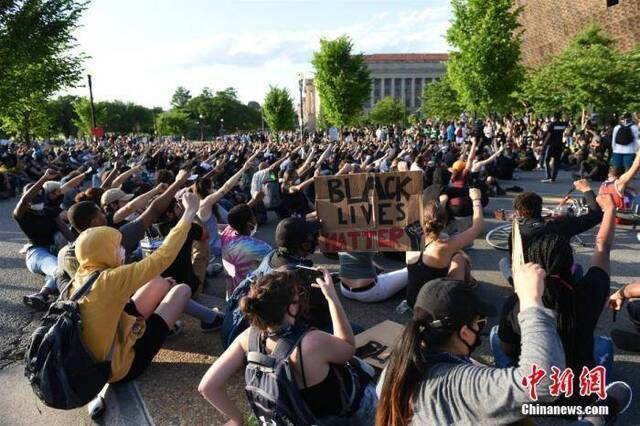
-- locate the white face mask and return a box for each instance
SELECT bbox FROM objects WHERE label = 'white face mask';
[250,224,258,236]
[119,246,126,265]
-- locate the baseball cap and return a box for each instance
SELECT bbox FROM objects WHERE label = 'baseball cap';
[101,188,134,206]
[451,160,466,172]
[414,278,497,330]
[275,217,321,250]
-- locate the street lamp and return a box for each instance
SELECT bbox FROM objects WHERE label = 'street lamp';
[298,72,304,136]
[199,114,204,141]
[220,118,224,137]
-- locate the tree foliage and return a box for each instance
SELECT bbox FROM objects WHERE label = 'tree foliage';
[262,86,296,132]
[0,0,87,142]
[522,25,640,117]
[368,97,405,125]
[421,75,463,120]
[155,109,196,137]
[74,98,156,135]
[311,35,372,127]
[171,86,192,109]
[446,0,524,115]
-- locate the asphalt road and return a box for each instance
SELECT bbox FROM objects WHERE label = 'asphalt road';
[1,168,639,425]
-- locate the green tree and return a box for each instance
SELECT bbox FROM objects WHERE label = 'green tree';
[184,87,261,136]
[421,76,463,120]
[311,36,372,126]
[368,97,405,125]
[0,0,87,142]
[74,98,156,135]
[522,25,640,117]
[45,95,80,138]
[262,86,296,132]
[171,86,192,109]
[446,0,524,115]
[156,109,196,137]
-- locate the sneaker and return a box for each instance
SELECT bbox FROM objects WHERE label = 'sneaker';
[168,320,184,337]
[595,381,633,425]
[23,291,51,311]
[201,313,224,333]
[540,178,553,183]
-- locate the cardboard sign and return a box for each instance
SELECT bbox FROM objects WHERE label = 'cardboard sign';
[315,171,424,252]
[91,127,104,137]
[355,320,404,373]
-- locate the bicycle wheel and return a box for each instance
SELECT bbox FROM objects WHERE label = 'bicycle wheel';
[486,224,512,251]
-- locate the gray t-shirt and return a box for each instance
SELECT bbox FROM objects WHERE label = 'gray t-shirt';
[338,252,376,280]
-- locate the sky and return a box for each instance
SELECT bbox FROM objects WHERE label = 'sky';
[66,0,453,109]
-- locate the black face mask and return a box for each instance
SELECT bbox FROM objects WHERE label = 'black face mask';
[461,319,486,356]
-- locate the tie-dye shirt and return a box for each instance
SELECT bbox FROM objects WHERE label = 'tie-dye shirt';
[220,225,272,292]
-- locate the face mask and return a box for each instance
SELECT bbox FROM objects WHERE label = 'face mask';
[119,246,126,265]
[250,224,258,236]
[30,203,44,211]
[461,320,484,356]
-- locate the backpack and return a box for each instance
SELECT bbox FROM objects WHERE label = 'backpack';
[24,272,113,409]
[615,124,634,146]
[245,325,374,426]
[262,173,283,209]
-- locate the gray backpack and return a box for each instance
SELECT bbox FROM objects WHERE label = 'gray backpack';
[262,173,282,209]
[245,326,372,426]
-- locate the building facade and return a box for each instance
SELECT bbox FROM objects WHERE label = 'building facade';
[363,53,448,112]
[302,53,448,130]
[515,0,639,68]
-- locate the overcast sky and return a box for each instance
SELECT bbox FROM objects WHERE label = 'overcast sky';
[66,0,452,109]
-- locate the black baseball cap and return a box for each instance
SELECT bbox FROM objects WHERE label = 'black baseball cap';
[414,278,497,330]
[275,217,321,250]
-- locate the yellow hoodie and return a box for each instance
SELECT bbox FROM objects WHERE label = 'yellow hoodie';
[73,218,190,382]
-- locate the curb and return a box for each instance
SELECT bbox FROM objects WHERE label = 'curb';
[102,381,154,425]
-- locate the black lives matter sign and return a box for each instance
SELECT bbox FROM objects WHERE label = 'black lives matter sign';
[315,171,424,252]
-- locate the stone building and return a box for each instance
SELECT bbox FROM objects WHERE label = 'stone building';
[515,0,639,68]
[302,53,448,130]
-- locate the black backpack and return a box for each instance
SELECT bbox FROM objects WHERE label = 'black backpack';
[245,326,372,426]
[24,272,113,409]
[262,173,283,209]
[615,124,634,146]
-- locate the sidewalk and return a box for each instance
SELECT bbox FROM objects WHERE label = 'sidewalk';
[0,363,153,425]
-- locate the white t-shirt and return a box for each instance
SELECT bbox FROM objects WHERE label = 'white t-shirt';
[329,126,339,142]
[250,169,271,198]
[612,123,639,154]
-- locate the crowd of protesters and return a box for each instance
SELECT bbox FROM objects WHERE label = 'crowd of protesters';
[2,110,640,425]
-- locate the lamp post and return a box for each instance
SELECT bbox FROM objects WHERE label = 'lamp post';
[220,118,224,137]
[87,74,97,129]
[298,72,304,136]
[199,114,204,141]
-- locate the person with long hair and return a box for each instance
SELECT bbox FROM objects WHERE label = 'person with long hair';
[405,187,484,308]
[198,269,377,425]
[376,264,565,425]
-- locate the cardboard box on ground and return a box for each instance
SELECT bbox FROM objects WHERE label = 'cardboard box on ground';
[315,171,425,252]
[355,320,404,375]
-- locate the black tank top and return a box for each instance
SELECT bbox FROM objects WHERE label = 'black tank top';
[406,241,450,308]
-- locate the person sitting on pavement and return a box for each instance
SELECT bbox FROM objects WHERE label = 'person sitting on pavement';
[405,188,484,309]
[338,251,408,303]
[71,192,200,384]
[377,265,569,425]
[598,147,640,219]
[199,269,378,425]
[14,168,84,309]
[220,203,272,294]
[494,194,617,409]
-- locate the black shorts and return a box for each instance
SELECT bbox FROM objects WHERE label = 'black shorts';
[115,301,170,383]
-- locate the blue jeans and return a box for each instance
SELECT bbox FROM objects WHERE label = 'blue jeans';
[25,246,58,291]
[318,383,378,426]
[610,153,635,171]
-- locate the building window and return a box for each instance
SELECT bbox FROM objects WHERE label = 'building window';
[414,78,423,107]
[606,0,618,6]
[374,78,382,104]
[404,78,412,107]
[394,78,402,100]
[384,78,392,97]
